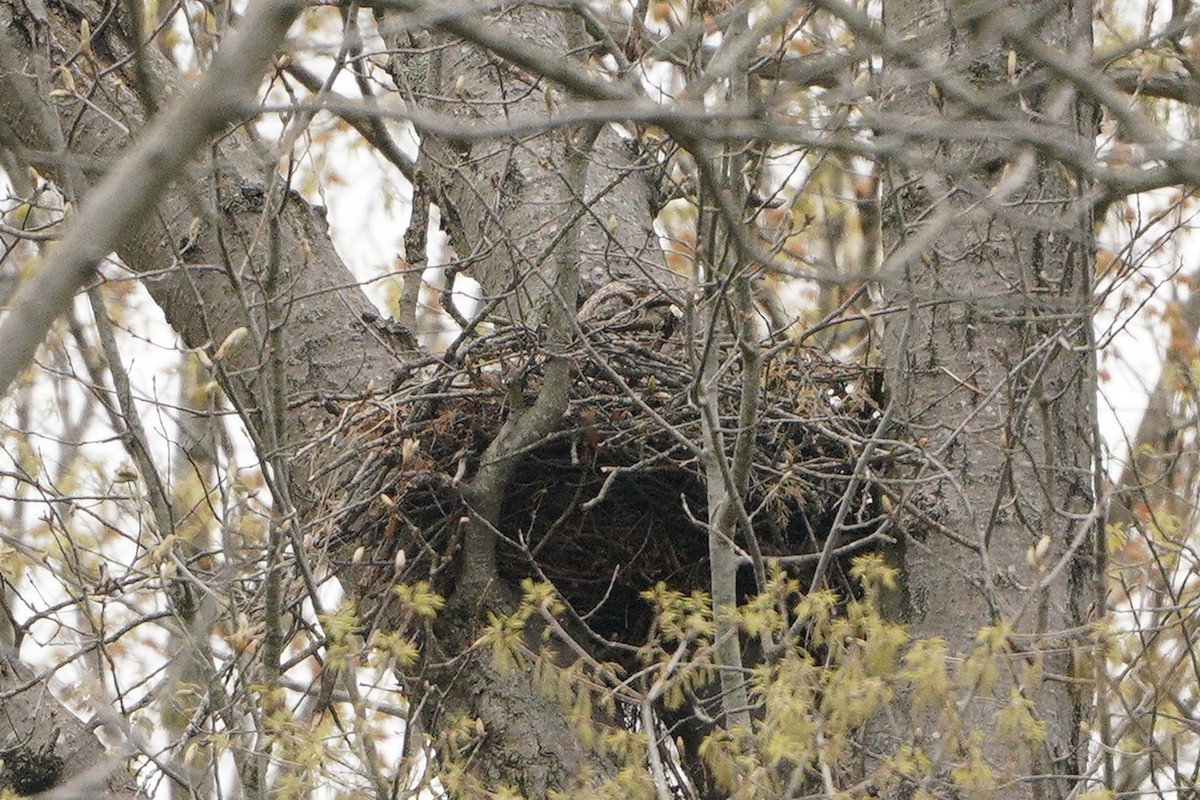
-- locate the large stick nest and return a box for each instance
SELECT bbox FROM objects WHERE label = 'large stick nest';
[314,322,884,645]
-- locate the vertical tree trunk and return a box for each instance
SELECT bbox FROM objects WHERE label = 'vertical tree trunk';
[876,0,1098,794]
[373,6,657,794]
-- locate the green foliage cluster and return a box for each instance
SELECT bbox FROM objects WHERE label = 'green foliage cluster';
[383,555,1103,799]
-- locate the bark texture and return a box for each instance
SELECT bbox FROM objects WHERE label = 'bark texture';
[0,0,1108,796]
[4,0,626,795]
[374,4,661,791]
[0,0,397,454]
[877,0,1097,794]
[0,0,394,794]
[378,3,670,322]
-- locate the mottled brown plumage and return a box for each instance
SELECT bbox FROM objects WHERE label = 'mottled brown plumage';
[577,280,679,341]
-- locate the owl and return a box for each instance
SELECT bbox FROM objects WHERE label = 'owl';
[577,280,680,341]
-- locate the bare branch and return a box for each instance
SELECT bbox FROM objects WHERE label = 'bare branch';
[0,0,308,394]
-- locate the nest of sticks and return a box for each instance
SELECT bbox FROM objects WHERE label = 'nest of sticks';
[316,322,884,645]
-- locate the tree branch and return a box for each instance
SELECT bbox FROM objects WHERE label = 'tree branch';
[0,0,307,394]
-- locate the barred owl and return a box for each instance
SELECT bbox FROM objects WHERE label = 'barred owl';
[577,280,679,340]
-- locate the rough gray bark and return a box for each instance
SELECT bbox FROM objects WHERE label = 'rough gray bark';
[373,4,664,791]
[875,0,1098,794]
[3,0,631,795]
[0,659,145,798]
[0,0,398,452]
[378,3,670,320]
[0,0,309,394]
[0,0,1113,797]
[0,0,397,794]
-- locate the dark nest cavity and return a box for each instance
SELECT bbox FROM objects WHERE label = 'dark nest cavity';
[315,323,886,646]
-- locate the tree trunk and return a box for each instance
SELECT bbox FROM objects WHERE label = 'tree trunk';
[3,0,627,795]
[875,0,1098,794]
[373,5,667,792]
[0,0,393,794]
[0,0,1110,796]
